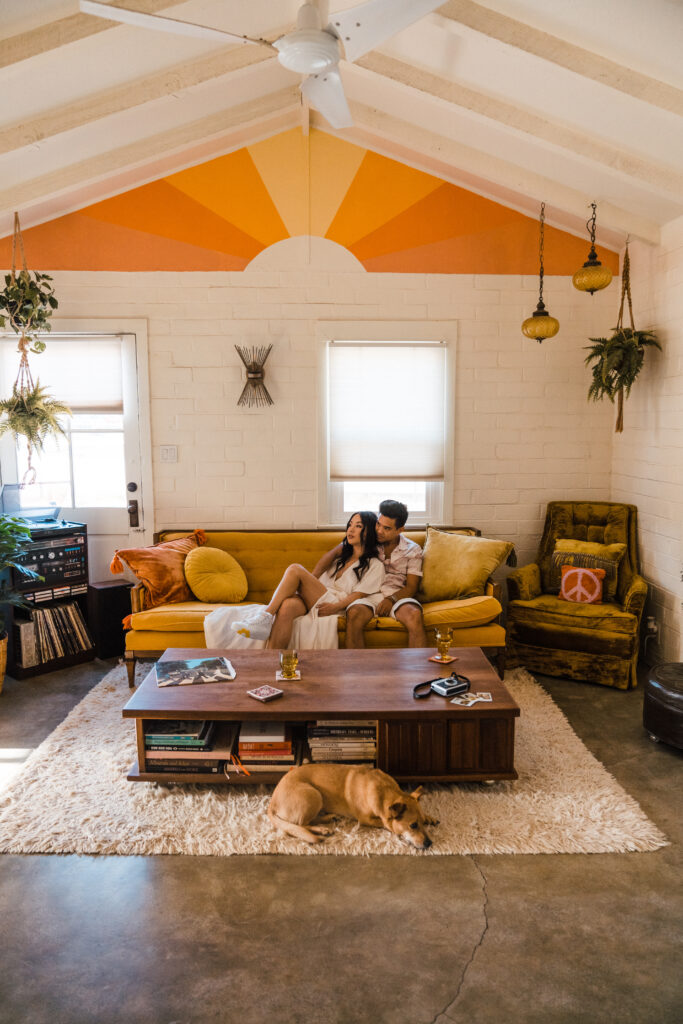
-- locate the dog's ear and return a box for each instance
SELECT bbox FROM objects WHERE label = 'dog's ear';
[388,801,406,819]
[410,786,424,801]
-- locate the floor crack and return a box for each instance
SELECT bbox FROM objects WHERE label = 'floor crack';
[430,855,490,1023]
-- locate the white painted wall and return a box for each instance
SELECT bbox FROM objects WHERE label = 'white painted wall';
[49,236,616,581]
[611,223,683,662]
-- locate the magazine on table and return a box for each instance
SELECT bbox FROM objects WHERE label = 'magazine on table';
[154,656,236,687]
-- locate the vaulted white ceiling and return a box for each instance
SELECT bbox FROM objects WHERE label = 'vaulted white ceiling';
[1,0,682,246]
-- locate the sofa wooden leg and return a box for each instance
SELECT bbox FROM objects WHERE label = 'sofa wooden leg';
[496,650,505,679]
[126,656,136,688]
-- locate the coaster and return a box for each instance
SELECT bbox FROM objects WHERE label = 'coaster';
[428,654,458,664]
[276,669,301,681]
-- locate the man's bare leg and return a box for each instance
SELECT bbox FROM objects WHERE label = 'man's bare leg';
[395,603,427,648]
[266,596,306,650]
[345,604,373,648]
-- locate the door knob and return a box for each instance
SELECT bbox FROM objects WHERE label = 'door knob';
[127,499,139,527]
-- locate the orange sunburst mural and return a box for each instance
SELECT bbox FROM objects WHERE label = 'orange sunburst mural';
[0,129,619,275]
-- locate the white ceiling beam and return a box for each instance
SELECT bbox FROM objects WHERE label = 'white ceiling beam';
[0,0,189,69]
[358,53,683,200]
[0,87,300,219]
[330,103,660,244]
[0,48,276,156]
[438,0,683,117]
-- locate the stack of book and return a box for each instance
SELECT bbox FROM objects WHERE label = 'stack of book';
[307,720,378,764]
[15,602,93,665]
[144,719,225,774]
[236,721,300,774]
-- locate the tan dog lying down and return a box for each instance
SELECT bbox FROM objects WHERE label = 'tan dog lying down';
[267,763,438,849]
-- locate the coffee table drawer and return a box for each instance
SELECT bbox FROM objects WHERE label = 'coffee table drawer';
[380,716,516,781]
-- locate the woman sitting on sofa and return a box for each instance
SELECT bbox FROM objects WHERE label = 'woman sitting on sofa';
[203,511,384,651]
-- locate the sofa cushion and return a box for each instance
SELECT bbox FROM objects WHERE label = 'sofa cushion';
[130,601,238,631]
[549,539,626,601]
[110,530,207,610]
[419,527,513,602]
[184,546,248,603]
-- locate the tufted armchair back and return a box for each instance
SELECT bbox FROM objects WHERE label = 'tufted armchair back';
[537,502,639,604]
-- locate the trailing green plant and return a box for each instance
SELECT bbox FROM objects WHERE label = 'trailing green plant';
[0,213,57,350]
[0,515,42,636]
[584,245,661,433]
[0,382,71,483]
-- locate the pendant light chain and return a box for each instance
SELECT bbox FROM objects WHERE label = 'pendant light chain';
[538,201,546,305]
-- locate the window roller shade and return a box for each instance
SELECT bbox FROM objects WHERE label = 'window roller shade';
[328,342,446,481]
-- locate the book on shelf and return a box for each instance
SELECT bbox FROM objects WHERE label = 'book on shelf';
[155,656,236,687]
[238,721,287,744]
[145,723,238,760]
[145,721,216,750]
[231,741,304,774]
[313,720,378,727]
[147,763,222,775]
[12,619,39,668]
[308,726,376,737]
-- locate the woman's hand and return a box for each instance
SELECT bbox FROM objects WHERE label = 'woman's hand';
[317,601,341,617]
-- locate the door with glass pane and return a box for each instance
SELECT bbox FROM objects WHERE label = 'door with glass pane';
[0,333,150,580]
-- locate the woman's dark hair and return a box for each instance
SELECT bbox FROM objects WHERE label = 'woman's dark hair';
[333,510,379,580]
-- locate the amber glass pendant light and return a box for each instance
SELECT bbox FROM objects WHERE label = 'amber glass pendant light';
[522,202,560,342]
[572,202,613,295]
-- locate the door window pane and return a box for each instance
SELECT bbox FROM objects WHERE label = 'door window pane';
[72,433,125,507]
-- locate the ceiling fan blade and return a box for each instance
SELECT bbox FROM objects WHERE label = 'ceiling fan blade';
[78,1,273,48]
[328,0,445,64]
[301,68,353,129]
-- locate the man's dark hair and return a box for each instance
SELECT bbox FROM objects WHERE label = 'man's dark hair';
[379,499,408,529]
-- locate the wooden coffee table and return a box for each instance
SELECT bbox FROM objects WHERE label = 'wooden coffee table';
[123,647,520,785]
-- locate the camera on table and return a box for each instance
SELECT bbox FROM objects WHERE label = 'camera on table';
[429,673,470,697]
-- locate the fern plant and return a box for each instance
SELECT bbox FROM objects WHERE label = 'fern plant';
[585,327,661,432]
[0,270,56,352]
[0,515,42,637]
[0,382,71,482]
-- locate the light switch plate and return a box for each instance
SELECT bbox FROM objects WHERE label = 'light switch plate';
[160,445,178,463]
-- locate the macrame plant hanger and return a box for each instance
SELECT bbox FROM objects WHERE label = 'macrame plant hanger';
[614,243,634,434]
[11,213,37,485]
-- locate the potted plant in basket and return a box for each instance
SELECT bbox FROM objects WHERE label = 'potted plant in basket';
[0,515,42,693]
[584,245,661,433]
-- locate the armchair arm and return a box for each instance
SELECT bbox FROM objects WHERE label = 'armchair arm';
[130,583,147,614]
[622,574,648,619]
[506,563,542,602]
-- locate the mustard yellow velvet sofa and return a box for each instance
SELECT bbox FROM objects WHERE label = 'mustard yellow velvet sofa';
[505,501,647,690]
[123,528,508,686]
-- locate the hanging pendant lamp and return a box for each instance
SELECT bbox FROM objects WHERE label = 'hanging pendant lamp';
[522,202,560,342]
[572,202,613,295]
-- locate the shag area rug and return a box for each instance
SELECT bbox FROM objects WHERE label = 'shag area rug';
[0,666,667,856]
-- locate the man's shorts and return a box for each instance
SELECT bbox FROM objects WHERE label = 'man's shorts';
[347,593,422,619]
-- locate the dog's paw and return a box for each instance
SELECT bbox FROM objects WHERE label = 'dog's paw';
[308,825,333,837]
[425,817,440,827]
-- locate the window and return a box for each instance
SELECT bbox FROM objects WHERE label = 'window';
[319,322,455,526]
[0,336,126,510]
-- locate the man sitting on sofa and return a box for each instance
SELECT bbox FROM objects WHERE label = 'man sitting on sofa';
[345,499,427,648]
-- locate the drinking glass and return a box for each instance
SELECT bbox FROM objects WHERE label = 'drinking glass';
[434,629,453,661]
[280,649,299,679]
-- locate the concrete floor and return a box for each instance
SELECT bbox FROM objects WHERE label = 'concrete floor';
[0,658,681,1024]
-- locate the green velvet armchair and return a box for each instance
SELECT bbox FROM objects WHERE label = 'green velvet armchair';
[505,501,647,690]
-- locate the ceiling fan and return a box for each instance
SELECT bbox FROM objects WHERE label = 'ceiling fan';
[79,0,445,129]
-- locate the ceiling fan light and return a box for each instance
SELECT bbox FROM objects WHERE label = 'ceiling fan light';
[274,30,340,73]
[572,249,613,295]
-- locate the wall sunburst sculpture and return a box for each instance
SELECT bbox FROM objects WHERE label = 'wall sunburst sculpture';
[235,344,274,408]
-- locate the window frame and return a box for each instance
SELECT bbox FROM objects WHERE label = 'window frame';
[316,320,456,527]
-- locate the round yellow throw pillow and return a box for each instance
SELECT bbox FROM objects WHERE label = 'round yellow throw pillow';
[184,546,248,603]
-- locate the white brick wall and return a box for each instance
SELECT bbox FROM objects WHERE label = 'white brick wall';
[50,235,619,587]
[611,225,683,662]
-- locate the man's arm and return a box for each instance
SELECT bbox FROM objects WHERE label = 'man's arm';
[376,573,421,617]
[312,542,343,578]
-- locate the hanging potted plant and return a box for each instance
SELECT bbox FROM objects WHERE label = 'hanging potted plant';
[0,515,42,693]
[0,213,69,483]
[584,245,661,433]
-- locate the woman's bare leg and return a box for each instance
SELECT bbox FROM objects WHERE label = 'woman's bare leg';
[265,564,327,616]
[266,595,307,649]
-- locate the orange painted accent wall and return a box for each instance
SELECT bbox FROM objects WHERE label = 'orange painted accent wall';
[0,130,619,275]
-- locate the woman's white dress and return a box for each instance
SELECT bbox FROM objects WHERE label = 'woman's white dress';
[203,557,384,651]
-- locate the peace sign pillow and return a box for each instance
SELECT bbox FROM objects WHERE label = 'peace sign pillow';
[559,565,606,604]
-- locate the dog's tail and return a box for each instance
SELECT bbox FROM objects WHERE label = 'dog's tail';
[267,803,325,844]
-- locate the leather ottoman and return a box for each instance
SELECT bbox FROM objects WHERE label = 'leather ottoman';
[643,663,683,749]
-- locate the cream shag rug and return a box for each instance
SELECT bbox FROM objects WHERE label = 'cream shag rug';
[0,666,667,857]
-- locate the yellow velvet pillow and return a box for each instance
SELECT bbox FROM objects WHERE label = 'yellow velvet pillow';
[184,546,248,604]
[110,529,207,609]
[419,527,514,602]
